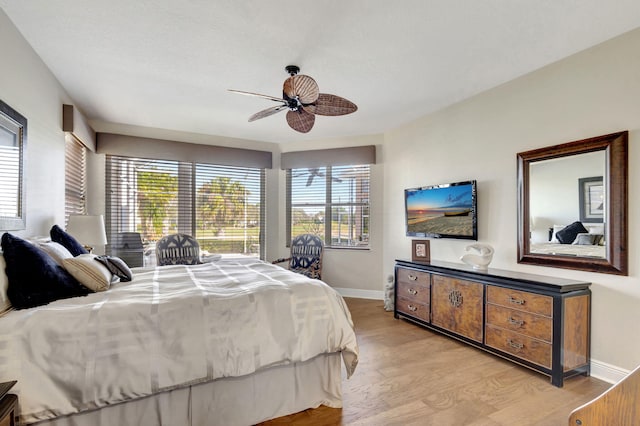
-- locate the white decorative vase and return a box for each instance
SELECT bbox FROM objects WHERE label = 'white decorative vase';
[460,243,494,271]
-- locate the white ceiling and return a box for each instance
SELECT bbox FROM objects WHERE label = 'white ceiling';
[2,1,640,144]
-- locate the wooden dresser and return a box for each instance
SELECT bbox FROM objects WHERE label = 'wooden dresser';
[394,259,591,387]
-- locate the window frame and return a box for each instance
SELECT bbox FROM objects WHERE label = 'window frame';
[286,164,371,250]
[105,155,266,261]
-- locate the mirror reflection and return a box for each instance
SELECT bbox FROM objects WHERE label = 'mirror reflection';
[529,151,605,259]
[517,130,627,275]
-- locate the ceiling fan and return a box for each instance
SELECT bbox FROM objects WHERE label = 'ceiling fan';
[229,65,358,133]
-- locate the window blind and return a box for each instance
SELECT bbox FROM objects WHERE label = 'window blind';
[65,134,87,221]
[105,155,265,264]
[287,164,370,248]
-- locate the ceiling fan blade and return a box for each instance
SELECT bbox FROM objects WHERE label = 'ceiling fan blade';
[228,89,285,104]
[286,109,315,133]
[305,93,358,116]
[283,75,319,104]
[248,105,287,122]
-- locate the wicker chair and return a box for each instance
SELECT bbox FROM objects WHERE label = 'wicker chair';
[272,234,324,279]
[155,233,202,266]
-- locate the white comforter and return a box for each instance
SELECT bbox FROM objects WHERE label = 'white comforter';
[0,257,359,424]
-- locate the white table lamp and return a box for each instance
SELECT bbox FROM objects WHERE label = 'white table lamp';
[66,214,108,253]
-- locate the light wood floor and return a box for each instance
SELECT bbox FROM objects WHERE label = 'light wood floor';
[261,297,610,426]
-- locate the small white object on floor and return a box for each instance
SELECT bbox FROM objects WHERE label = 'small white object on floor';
[383,282,394,311]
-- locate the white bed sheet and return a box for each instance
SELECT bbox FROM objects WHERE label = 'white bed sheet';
[530,242,606,258]
[0,257,358,424]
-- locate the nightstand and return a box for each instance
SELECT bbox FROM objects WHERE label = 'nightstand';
[0,381,17,426]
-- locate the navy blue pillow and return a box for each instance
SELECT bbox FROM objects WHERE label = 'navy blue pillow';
[1,233,90,309]
[50,224,88,256]
[555,221,589,244]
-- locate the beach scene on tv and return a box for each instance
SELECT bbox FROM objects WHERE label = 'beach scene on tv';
[405,183,475,237]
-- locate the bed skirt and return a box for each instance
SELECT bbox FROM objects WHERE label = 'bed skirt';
[27,353,343,426]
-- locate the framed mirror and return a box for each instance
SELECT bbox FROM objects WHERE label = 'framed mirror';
[0,99,27,231]
[517,131,628,275]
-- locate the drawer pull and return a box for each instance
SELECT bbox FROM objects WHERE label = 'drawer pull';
[508,317,525,327]
[407,288,418,295]
[507,339,524,350]
[508,296,525,305]
[407,274,418,281]
[407,304,418,312]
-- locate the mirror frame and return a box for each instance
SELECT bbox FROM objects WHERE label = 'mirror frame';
[517,131,628,275]
[0,99,27,231]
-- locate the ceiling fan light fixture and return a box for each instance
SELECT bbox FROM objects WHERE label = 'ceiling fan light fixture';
[229,65,357,133]
[285,65,300,76]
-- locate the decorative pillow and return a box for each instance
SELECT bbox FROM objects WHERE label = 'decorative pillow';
[585,224,605,235]
[50,224,88,256]
[1,233,90,310]
[555,221,588,244]
[572,233,603,245]
[38,241,74,265]
[0,254,12,315]
[63,254,113,292]
[94,255,133,282]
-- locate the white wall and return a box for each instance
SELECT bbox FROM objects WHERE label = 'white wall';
[278,134,385,296]
[0,10,76,237]
[383,28,640,373]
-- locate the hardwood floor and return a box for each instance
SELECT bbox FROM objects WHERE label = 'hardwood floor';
[260,297,610,426]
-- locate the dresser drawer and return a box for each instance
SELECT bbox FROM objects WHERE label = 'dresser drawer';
[487,286,552,317]
[485,324,552,368]
[486,303,552,342]
[397,279,430,305]
[431,275,483,343]
[397,268,430,287]
[396,297,430,322]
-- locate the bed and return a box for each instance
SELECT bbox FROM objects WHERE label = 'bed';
[530,222,606,258]
[0,255,359,426]
[529,242,606,258]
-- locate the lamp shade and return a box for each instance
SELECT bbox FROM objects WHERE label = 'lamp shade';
[66,214,108,246]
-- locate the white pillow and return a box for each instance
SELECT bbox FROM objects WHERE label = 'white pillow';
[63,254,113,292]
[550,225,566,243]
[0,254,12,315]
[585,224,605,235]
[38,241,74,265]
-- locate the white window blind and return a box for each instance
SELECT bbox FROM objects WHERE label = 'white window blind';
[65,134,87,221]
[287,165,370,248]
[105,155,265,263]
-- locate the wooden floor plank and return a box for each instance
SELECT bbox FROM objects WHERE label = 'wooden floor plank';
[259,298,610,425]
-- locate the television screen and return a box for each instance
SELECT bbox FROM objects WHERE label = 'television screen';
[405,180,477,240]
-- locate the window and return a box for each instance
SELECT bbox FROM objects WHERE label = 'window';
[287,165,370,248]
[65,134,87,221]
[105,155,265,263]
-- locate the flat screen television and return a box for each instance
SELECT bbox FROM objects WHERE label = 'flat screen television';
[404,180,477,240]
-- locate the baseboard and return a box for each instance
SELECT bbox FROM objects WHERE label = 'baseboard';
[590,359,629,384]
[334,288,383,300]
